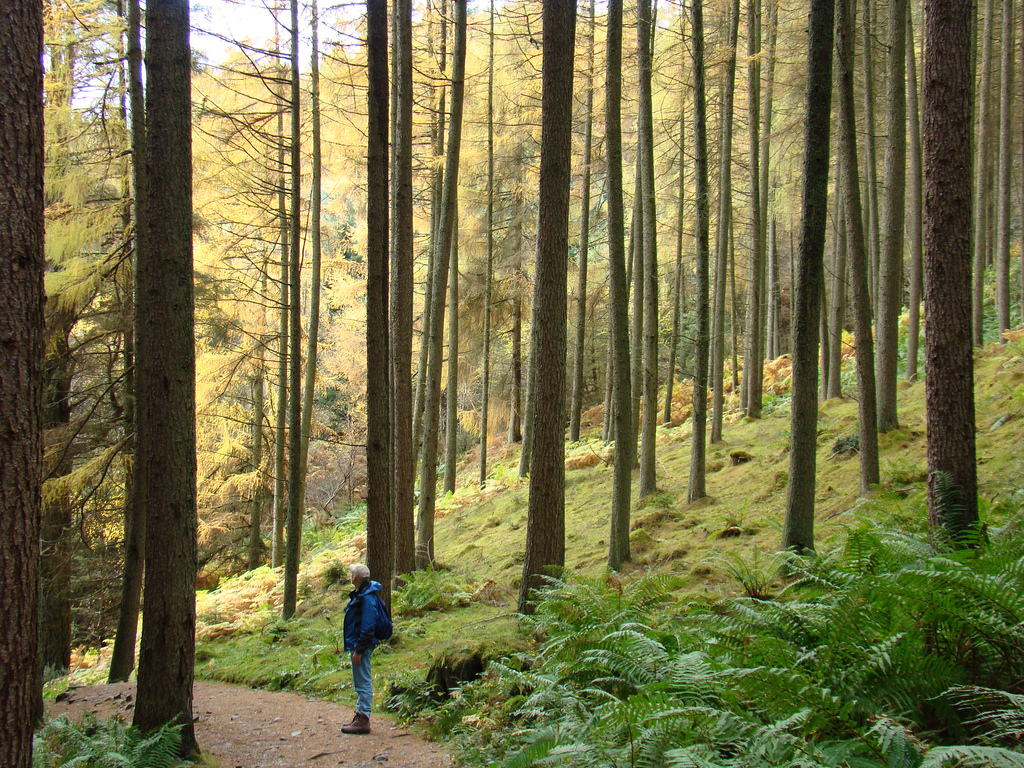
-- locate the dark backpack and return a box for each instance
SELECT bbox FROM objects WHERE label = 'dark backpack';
[374,596,393,641]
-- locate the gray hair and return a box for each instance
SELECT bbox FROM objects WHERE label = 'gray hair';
[349,563,370,580]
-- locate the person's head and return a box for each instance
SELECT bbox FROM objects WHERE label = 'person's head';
[349,562,370,587]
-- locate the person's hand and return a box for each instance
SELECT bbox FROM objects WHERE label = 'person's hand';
[352,652,362,665]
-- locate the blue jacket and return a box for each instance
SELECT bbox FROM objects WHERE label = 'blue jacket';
[344,580,383,654]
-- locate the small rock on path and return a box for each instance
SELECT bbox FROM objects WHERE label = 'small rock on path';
[47,682,451,768]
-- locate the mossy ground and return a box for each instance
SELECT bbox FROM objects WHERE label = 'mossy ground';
[61,341,1024,716]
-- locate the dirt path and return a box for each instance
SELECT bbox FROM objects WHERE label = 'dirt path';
[46,682,452,768]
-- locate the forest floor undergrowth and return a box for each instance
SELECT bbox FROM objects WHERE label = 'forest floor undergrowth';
[46,682,451,768]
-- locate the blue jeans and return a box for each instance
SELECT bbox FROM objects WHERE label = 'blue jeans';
[352,649,373,716]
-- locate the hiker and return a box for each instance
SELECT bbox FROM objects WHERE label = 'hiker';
[342,562,385,734]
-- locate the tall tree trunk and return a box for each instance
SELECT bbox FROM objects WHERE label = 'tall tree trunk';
[973,0,996,345]
[282,0,303,620]
[391,0,414,575]
[570,0,596,444]
[519,0,576,613]
[444,217,459,494]
[413,3,446,466]
[837,0,881,495]
[0,0,44,759]
[629,164,643,461]
[366,0,392,602]
[607,0,634,568]
[861,0,881,315]
[665,113,687,426]
[299,0,323,534]
[417,0,467,569]
[819,276,830,401]
[759,0,778,366]
[134,0,198,754]
[782,0,834,554]
[517,340,536,477]
[767,211,779,358]
[273,42,288,568]
[508,292,523,443]
[711,0,741,444]
[479,0,495,487]
[638,0,659,498]
[744,0,764,418]
[688,0,711,504]
[923,0,978,540]
[994,0,1014,340]
[248,369,266,569]
[109,0,146,683]
[876,0,907,432]
[905,10,924,381]
[828,172,847,400]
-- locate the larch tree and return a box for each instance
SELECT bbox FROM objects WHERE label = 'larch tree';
[391,0,415,575]
[637,0,659,499]
[282,0,303,620]
[836,0,880,496]
[972,0,996,346]
[133,0,199,755]
[994,0,1014,341]
[923,0,978,540]
[665,109,687,426]
[606,0,634,570]
[519,0,576,612]
[875,0,907,433]
[366,0,393,600]
[711,0,741,445]
[272,17,288,567]
[781,0,834,555]
[569,0,596,445]
[479,0,496,487]
[0,0,45,762]
[743,0,764,419]
[108,0,147,683]
[417,0,466,569]
[298,0,324,544]
[687,0,711,505]
[860,0,880,314]
[905,10,924,382]
[444,213,459,495]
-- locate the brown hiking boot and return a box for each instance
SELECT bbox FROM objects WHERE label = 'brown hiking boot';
[341,711,370,734]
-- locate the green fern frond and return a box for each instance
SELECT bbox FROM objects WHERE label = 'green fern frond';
[920,745,1024,768]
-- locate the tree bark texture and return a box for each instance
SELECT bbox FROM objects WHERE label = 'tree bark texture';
[417,0,466,569]
[109,0,147,681]
[366,0,392,601]
[298,0,323,542]
[923,0,979,539]
[606,0,634,569]
[905,10,924,382]
[711,0,741,444]
[994,0,1014,340]
[282,0,303,620]
[133,0,198,755]
[570,0,596,444]
[782,0,834,554]
[688,0,711,504]
[480,0,495,487]
[836,0,881,495]
[876,0,907,432]
[744,0,764,418]
[390,0,414,575]
[972,0,995,346]
[0,0,45,760]
[638,0,659,498]
[519,0,576,612]
[444,219,459,495]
